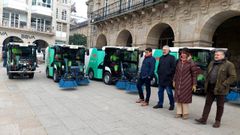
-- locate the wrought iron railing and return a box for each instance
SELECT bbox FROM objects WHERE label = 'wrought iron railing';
[91,0,168,23]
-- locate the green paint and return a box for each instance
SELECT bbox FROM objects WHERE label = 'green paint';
[86,48,105,79]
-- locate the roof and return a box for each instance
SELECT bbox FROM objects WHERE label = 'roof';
[102,46,139,51]
[169,47,228,52]
[51,44,86,49]
[7,42,36,47]
[70,21,88,30]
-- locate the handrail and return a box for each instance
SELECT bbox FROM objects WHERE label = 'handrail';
[91,0,168,23]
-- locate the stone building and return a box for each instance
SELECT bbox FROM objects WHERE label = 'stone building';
[0,0,71,51]
[87,0,240,80]
[70,21,88,36]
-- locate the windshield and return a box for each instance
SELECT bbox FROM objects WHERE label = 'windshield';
[121,50,139,75]
[122,50,138,62]
[189,49,211,70]
[62,48,85,62]
[10,46,36,58]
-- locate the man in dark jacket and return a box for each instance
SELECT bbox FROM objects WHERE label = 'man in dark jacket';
[195,49,237,128]
[136,47,156,106]
[153,45,176,110]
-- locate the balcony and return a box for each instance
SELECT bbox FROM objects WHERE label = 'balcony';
[31,24,53,34]
[91,0,168,23]
[2,17,27,29]
[3,0,28,12]
[31,2,52,17]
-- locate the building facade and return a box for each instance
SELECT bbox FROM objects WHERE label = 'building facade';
[87,0,240,79]
[0,0,71,50]
[70,21,88,36]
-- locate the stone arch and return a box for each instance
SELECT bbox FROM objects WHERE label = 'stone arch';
[199,10,240,44]
[146,23,175,49]
[33,39,48,52]
[116,29,133,47]
[199,10,240,81]
[2,36,23,50]
[96,34,107,48]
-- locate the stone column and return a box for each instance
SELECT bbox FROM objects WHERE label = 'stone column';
[0,0,3,26]
[27,0,32,30]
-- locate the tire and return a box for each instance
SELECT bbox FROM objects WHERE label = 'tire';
[88,69,94,80]
[53,70,60,82]
[46,68,50,78]
[29,73,34,79]
[151,75,158,87]
[103,72,112,85]
[8,73,13,79]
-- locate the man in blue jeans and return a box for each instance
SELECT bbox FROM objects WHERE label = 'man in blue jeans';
[153,45,176,110]
[136,47,156,106]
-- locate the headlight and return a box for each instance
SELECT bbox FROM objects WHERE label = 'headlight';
[62,65,65,70]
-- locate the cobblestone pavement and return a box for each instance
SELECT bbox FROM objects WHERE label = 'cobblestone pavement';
[0,63,240,135]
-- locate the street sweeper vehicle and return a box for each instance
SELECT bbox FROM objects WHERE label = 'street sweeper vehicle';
[6,42,37,79]
[86,46,140,92]
[148,47,227,94]
[45,44,89,88]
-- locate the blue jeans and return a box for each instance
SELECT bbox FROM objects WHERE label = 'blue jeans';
[158,85,174,106]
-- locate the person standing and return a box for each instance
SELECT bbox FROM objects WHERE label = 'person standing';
[173,48,197,119]
[195,50,237,128]
[136,47,156,106]
[153,45,176,110]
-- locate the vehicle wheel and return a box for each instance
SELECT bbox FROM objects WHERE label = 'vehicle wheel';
[151,75,158,87]
[53,70,60,82]
[46,68,50,78]
[103,72,112,85]
[88,69,94,80]
[29,73,34,79]
[8,73,13,79]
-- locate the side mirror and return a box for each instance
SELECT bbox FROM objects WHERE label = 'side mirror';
[86,49,89,56]
[140,51,144,57]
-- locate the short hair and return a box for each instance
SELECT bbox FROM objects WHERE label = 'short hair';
[162,45,170,50]
[214,49,225,57]
[145,47,152,52]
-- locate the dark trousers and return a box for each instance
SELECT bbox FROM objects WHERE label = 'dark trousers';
[137,78,151,103]
[202,84,225,122]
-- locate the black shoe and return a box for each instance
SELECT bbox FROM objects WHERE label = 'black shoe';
[213,121,220,128]
[153,104,163,109]
[195,118,207,125]
[169,106,174,110]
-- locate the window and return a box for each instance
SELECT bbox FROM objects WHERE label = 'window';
[62,0,67,4]
[2,12,10,27]
[57,23,62,31]
[32,0,52,8]
[56,8,59,19]
[56,23,67,32]
[31,17,52,32]
[61,10,67,20]
[10,13,19,28]
[32,0,37,5]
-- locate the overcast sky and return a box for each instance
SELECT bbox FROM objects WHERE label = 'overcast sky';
[71,0,88,19]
